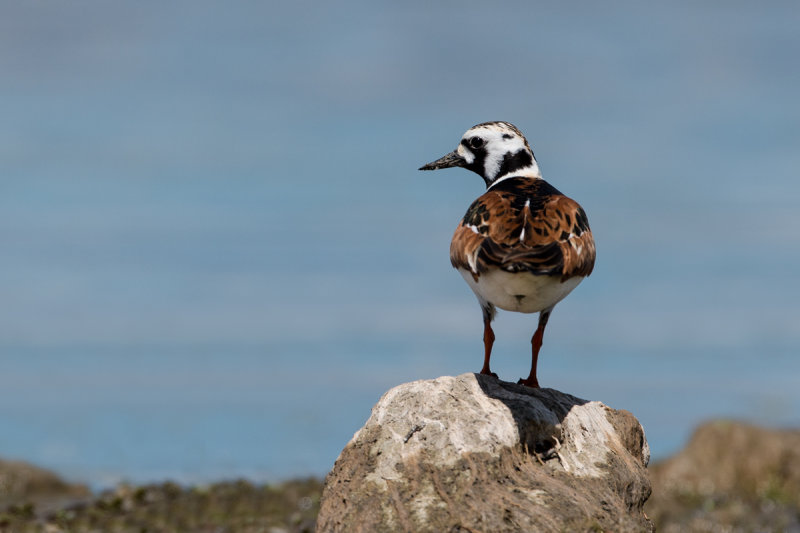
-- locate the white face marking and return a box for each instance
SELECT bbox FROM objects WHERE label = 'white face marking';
[460,123,541,185]
[482,130,526,180]
[456,143,475,164]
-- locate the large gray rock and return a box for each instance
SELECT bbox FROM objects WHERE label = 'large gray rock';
[317,373,652,532]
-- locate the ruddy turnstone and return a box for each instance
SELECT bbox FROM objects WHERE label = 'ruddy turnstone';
[420,121,595,388]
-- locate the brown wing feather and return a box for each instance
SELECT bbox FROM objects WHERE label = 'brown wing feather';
[449,177,596,280]
[450,224,485,281]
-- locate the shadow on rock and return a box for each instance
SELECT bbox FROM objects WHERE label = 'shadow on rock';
[474,373,589,460]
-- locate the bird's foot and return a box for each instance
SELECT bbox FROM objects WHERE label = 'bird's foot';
[479,369,498,379]
[517,377,540,388]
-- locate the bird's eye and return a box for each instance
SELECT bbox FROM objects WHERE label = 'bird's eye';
[468,137,485,150]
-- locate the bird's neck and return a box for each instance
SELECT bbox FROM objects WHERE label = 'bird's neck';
[486,161,541,189]
[481,147,540,188]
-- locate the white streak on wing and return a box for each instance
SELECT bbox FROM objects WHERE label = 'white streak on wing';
[566,233,583,255]
[519,199,531,243]
[467,249,478,273]
[468,225,480,235]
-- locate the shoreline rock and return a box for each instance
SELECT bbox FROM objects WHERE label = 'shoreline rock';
[317,373,652,532]
[0,458,90,512]
[646,420,800,532]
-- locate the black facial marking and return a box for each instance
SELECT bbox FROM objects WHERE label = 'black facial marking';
[458,128,536,186]
[495,150,534,182]
[458,140,488,182]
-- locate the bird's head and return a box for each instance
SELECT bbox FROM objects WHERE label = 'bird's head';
[419,121,541,187]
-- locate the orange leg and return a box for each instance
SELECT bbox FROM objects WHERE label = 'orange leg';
[479,317,498,378]
[519,309,552,388]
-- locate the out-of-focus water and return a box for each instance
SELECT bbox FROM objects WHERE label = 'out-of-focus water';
[1,2,799,488]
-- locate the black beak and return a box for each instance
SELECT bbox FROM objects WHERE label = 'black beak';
[419,150,466,171]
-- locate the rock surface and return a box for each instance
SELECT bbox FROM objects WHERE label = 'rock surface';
[646,420,800,532]
[0,458,89,511]
[317,373,652,532]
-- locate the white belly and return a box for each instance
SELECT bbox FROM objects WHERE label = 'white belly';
[459,268,583,313]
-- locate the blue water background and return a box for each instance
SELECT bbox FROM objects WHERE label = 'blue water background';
[1,2,799,488]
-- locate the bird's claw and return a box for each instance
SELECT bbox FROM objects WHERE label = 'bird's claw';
[517,377,540,388]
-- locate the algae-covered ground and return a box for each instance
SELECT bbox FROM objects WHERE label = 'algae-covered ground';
[0,475,321,533]
[4,420,800,532]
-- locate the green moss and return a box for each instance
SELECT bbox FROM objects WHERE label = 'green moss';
[0,478,323,533]
[761,474,793,505]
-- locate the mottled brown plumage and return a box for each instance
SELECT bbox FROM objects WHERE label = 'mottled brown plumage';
[450,177,595,282]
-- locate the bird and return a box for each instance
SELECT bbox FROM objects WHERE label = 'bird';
[419,121,595,388]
